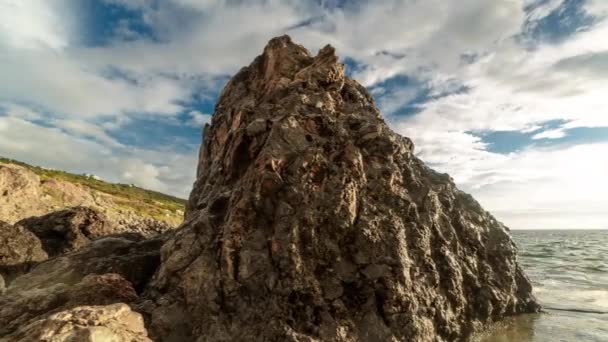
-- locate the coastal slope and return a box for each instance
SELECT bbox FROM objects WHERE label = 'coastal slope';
[0,157,185,232]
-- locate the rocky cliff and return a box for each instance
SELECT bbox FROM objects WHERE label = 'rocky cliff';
[144,36,539,341]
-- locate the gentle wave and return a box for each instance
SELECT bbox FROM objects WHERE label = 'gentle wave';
[534,287,608,312]
[479,230,608,342]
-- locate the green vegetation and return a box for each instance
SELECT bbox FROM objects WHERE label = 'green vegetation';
[0,156,186,222]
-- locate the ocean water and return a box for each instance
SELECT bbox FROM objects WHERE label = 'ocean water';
[477,230,608,342]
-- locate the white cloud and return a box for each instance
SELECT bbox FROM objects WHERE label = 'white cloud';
[0,48,189,118]
[386,12,608,228]
[585,0,608,17]
[0,0,75,50]
[0,0,542,120]
[187,111,212,127]
[395,117,608,229]
[80,0,309,76]
[387,18,608,155]
[52,119,123,147]
[0,115,196,197]
[532,128,567,140]
[1,103,44,121]
[468,143,608,229]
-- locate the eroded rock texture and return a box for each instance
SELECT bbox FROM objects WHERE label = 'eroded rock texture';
[0,220,48,283]
[8,235,164,294]
[0,274,5,295]
[2,303,152,342]
[0,273,138,336]
[0,234,165,339]
[17,207,115,257]
[146,36,539,341]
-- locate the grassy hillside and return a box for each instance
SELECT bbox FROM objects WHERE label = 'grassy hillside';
[0,156,186,222]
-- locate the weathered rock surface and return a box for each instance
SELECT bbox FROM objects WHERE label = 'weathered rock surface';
[17,207,115,257]
[8,234,164,294]
[0,168,176,340]
[1,303,152,342]
[146,36,539,341]
[0,163,47,221]
[0,233,165,339]
[0,220,48,283]
[0,273,138,336]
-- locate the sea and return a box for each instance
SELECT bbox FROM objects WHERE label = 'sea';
[477,230,608,342]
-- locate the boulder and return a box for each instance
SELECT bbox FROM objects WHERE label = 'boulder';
[0,231,165,339]
[17,206,115,257]
[8,234,164,294]
[146,36,539,341]
[1,303,152,342]
[0,273,138,336]
[0,163,99,224]
[0,163,46,223]
[0,220,47,283]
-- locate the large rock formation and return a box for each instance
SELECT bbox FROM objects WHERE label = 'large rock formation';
[146,36,539,341]
[17,207,116,257]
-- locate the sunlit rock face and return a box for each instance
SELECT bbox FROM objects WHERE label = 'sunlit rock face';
[147,35,539,342]
[4,303,152,342]
[0,220,48,283]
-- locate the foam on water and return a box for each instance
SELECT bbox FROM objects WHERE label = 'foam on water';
[535,287,608,313]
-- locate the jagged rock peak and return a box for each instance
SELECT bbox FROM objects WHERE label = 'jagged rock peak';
[216,35,350,112]
[195,35,389,187]
[149,36,539,342]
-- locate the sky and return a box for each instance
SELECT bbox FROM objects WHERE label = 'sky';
[0,0,607,229]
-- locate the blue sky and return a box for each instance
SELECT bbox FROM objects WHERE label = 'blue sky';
[0,0,607,229]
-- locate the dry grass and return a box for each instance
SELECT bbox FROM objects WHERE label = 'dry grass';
[0,157,186,221]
